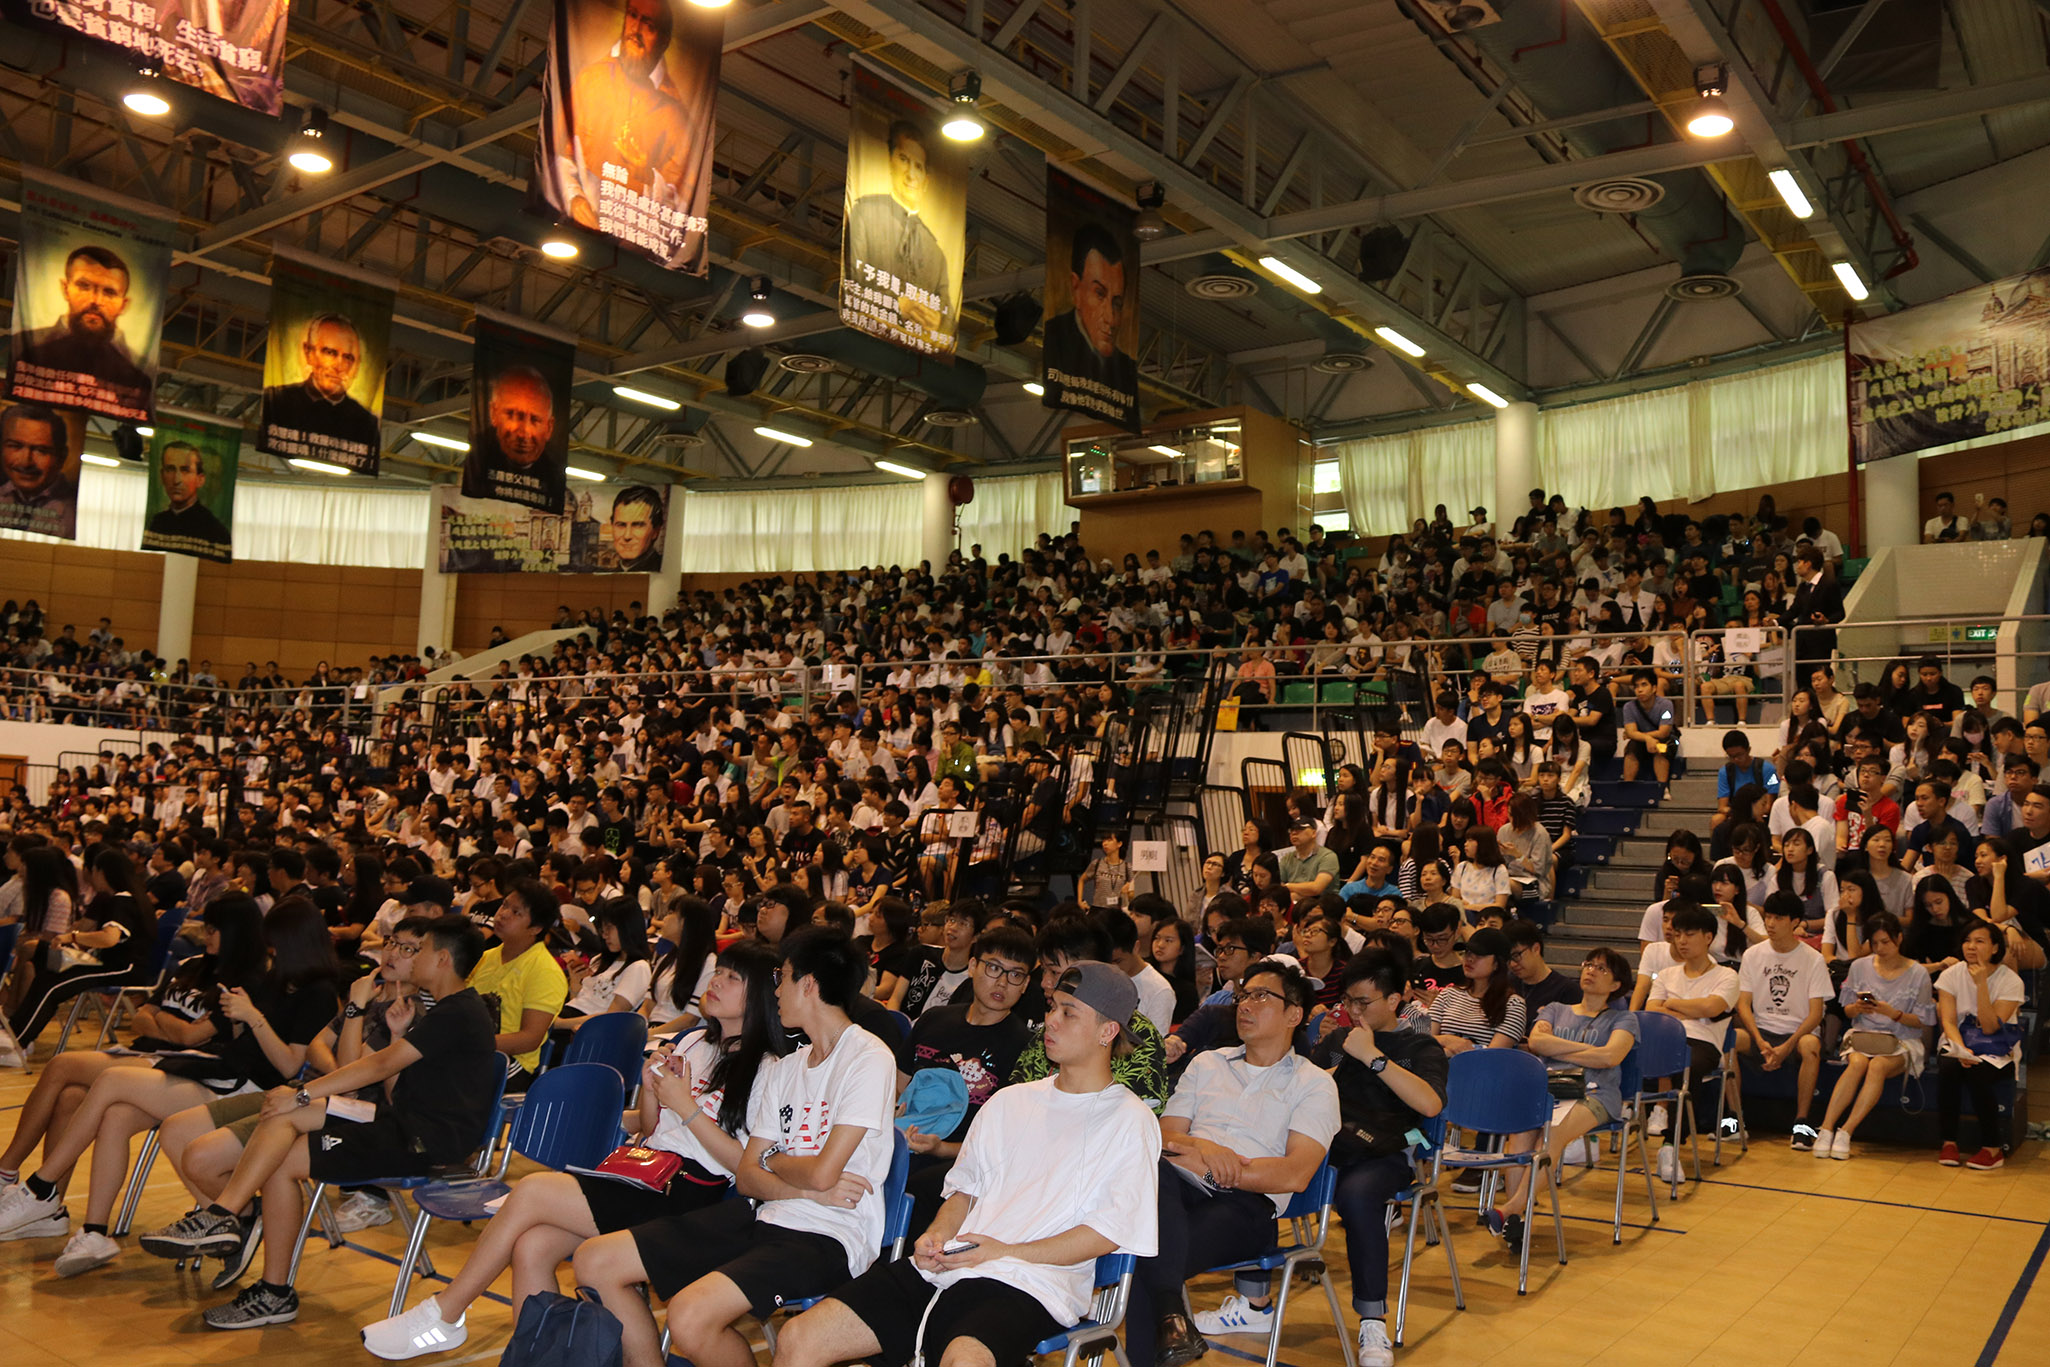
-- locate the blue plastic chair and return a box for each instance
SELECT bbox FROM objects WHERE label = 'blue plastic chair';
[1198,1162,1347,1367]
[754,1128,913,1351]
[1390,1114,1463,1345]
[1435,1049,1566,1294]
[884,1009,914,1044]
[1631,1011,1693,1200]
[1032,1252,1137,1367]
[561,1011,651,1082]
[1558,1037,1659,1243]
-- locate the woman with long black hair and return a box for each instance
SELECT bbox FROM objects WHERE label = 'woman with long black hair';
[11,847,154,1046]
[650,895,720,1034]
[360,940,791,1360]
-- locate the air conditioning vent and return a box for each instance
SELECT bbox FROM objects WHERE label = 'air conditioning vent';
[1573,177,1667,214]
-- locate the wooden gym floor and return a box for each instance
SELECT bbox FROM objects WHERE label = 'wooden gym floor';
[0,1059,2045,1367]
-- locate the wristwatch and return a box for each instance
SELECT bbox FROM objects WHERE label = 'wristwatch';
[294,1087,312,1108]
[758,1141,787,1172]
[343,1003,364,1020]
[1367,1054,1390,1074]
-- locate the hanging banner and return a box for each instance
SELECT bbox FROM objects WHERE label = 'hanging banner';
[257,254,394,476]
[838,67,968,357]
[140,414,240,563]
[1848,266,2050,464]
[0,400,88,541]
[1042,169,1142,432]
[537,0,721,274]
[3,0,289,115]
[435,482,669,573]
[463,315,574,513]
[8,171,172,423]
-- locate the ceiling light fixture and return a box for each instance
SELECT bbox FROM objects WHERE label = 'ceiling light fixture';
[1466,382,1509,409]
[1147,444,1182,458]
[1134,182,1167,242]
[1767,168,1814,219]
[288,108,333,174]
[566,465,605,481]
[1686,64,1735,138]
[1374,326,1427,358]
[613,385,682,411]
[1257,256,1322,294]
[755,425,814,447]
[741,274,775,328]
[1832,260,1870,301]
[539,228,579,260]
[80,451,122,468]
[411,430,470,451]
[1022,381,1045,397]
[942,70,986,142]
[288,457,353,476]
[686,0,731,7]
[123,62,171,117]
[135,425,155,438]
[874,460,926,479]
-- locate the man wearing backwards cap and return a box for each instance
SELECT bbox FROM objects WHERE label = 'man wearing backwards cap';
[773,961,1160,1367]
[1128,957,1340,1367]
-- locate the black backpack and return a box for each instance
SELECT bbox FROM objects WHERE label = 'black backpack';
[501,1291,621,1367]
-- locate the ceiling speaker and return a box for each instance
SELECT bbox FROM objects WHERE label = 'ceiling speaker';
[725,349,770,397]
[1356,225,1409,284]
[993,294,1042,346]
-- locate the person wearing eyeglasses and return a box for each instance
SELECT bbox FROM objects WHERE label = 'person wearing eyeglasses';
[895,925,1038,1235]
[1307,950,1449,1367]
[1134,958,1339,1367]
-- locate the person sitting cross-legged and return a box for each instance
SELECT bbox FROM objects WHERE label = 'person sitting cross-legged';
[1136,957,1339,1367]
[145,915,502,1330]
[770,961,1161,1367]
[572,927,899,1367]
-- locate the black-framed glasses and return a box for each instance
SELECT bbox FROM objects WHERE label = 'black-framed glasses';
[385,941,422,957]
[1232,987,1287,1007]
[1215,942,1249,957]
[976,958,1031,987]
[1340,992,1385,1015]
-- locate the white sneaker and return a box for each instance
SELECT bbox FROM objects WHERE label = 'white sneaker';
[1646,1108,1668,1137]
[53,1229,119,1277]
[1830,1130,1851,1160]
[1194,1293,1274,1338]
[361,1294,470,1360]
[1356,1318,1395,1367]
[1561,1137,1594,1168]
[0,1024,25,1069]
[1654,1145,1680,1183]
[1811,1128,1836,1159]
[0,1183,66,1239]
[332,1191,394,1233]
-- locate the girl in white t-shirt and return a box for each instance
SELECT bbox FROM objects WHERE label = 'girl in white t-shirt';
[1934,921,2026,1169]
[362,942,790,1356]
[557,900,655,1035]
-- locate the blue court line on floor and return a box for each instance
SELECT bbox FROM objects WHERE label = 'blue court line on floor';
[1976,1220,2050,1367]
[1694,1177,2048,1227]
[333,1237,514,1307]
[1207,1343,1309,1367]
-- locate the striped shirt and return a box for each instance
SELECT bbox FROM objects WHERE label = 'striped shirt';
[1536,794,1580,840]
[1428,984,1530,1047]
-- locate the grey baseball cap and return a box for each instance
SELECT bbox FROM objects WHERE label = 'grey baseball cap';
[1054,962,1139,1038]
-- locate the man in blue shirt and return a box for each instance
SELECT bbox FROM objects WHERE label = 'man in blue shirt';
[1713,730,1779,837]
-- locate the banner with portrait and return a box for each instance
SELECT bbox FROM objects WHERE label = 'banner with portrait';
[257,253,394,476]
[140,414,240,563]
[3,0,289,115]
[435,481,669,573]
[0,400,89,540]
[838,67,968,357]
[1042,169,1142,432]
[1849,266,2050,464]
[8,171,172,423]
[463,314,574,513]
[537,0,721,274]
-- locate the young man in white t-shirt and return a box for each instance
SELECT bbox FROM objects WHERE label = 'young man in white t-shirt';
[1109,905,1176,1036]
[1645,903,1740,1182]
[773,961,1160,1367]
[1733,892,1832,1151]
[1139,960,1340,1367]
[575,928,899,1367]
[1520,659,1570,743]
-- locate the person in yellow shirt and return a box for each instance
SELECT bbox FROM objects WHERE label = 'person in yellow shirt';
[466,880,568,1090]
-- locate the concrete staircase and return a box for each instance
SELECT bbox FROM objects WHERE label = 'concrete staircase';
[1548,772,1717,959]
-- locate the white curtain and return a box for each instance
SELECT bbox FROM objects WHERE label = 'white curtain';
[1416,421,1493,525]
[1538,385,1694,509]
[1335,433,1415,536]
[0,465,427,567]
[678,484,921,574]
[1703,351,1848,490]
[956,472,1064,558]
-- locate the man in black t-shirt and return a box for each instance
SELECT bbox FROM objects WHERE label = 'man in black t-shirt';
[896,924,1036,1232]
[148,917,500,1330]
[1999,786,2050,970]
[1567,655,1617,763]
[1506,922,1578,1010]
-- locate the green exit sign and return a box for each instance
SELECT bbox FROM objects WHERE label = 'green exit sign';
[1964,625,1998,642]
[1925,624,1999,644]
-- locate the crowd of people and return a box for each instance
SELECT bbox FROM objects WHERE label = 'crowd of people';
[0,487,2038,1367]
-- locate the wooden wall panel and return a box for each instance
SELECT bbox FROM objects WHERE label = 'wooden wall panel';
[450,573,654,649]
[0,540,161,651]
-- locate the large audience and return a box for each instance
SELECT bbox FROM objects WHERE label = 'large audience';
[0,483,2039,1367]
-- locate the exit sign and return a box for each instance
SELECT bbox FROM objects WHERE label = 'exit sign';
[1922,624,1999,644]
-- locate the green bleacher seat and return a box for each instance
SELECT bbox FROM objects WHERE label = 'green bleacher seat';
[1842,556,1868,582]
[1281,681,1315,705]
[1320,680,1355,704]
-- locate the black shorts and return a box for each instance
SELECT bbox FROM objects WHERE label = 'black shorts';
[306,1112,434,1185]
[629,1194,851,1308]
[573,1168,727,1236]
[827,1258,1063,1367]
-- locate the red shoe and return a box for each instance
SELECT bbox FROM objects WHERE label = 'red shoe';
[1938,1142,1962,1167]
[1966,1148,2005,1171]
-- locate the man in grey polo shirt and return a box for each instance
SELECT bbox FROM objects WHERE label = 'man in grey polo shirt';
[1278,818,1340,900]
